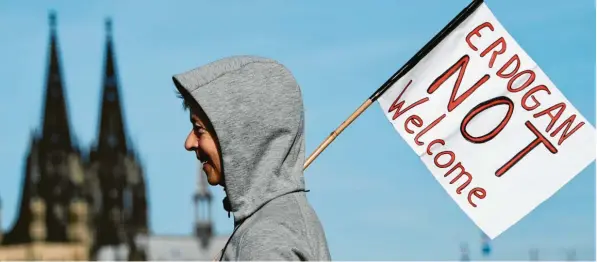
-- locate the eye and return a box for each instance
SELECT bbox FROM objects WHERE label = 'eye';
[193,123,206,136]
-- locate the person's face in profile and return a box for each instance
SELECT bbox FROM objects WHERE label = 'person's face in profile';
[184,109,223,187]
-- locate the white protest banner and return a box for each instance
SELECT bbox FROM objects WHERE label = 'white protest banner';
[377,1,596,239]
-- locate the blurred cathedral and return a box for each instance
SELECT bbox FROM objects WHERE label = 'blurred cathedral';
[0,11,227,261]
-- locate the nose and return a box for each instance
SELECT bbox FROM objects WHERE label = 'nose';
[184,130,198,151]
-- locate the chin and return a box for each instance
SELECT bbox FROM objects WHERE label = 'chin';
[207,174,220,186]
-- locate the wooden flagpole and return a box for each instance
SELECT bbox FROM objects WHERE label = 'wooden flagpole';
[304,99,373,169]
[303,0,484,170]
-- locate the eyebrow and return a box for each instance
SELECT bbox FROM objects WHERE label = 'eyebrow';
[190,115,201,126]
[190,116,206,128]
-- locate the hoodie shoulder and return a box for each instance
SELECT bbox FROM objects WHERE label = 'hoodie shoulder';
[236,218,311,261]
[232,193,332,261]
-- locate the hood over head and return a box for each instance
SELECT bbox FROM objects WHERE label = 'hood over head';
[173,55,306,223]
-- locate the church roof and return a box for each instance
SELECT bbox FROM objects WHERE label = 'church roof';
[145,234,229,260]
[96,234,229,261]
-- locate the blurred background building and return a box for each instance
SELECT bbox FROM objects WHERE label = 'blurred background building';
[0,11,227,261]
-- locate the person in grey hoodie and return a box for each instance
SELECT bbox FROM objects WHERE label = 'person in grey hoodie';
[172,55,331,261]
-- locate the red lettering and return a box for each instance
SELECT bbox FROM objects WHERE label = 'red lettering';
[415,114,446,146]
[533,102,566,133]
[426,139,445,155]
[460,96,514,144]
[427,55,490,112]
[404,115,423,134]
[466,22,494,51]
[445,162,472,195]
[468,187,486,208]
[521,85,551,111]
[496,54,521,78]
[495,121,558,177]
[507,70,536,93]
[480,37,507,69]
[425,138,484,208]
[434,151,455,168]
[550,114,585,146]
[388,79,429,120]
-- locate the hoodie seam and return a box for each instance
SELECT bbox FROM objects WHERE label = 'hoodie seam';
[292,193,315,254]
[185,61,281,93]
[235,223,248,260]
[282,101,305,173]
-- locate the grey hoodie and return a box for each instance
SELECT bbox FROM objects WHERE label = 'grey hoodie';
[172,56,331,261]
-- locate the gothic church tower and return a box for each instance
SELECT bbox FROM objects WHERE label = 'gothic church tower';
[86,18,149,260]
[1,11,90,246]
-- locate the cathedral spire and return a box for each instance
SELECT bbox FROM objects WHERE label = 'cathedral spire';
[194,164,213,248]
[105,18,112,37]
[198,168,210,199]
[96,17,128,153]
[195,163,212,219]
[41,10,73,150]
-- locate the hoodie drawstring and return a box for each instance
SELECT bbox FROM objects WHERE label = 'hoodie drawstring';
[223,196,232,218]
